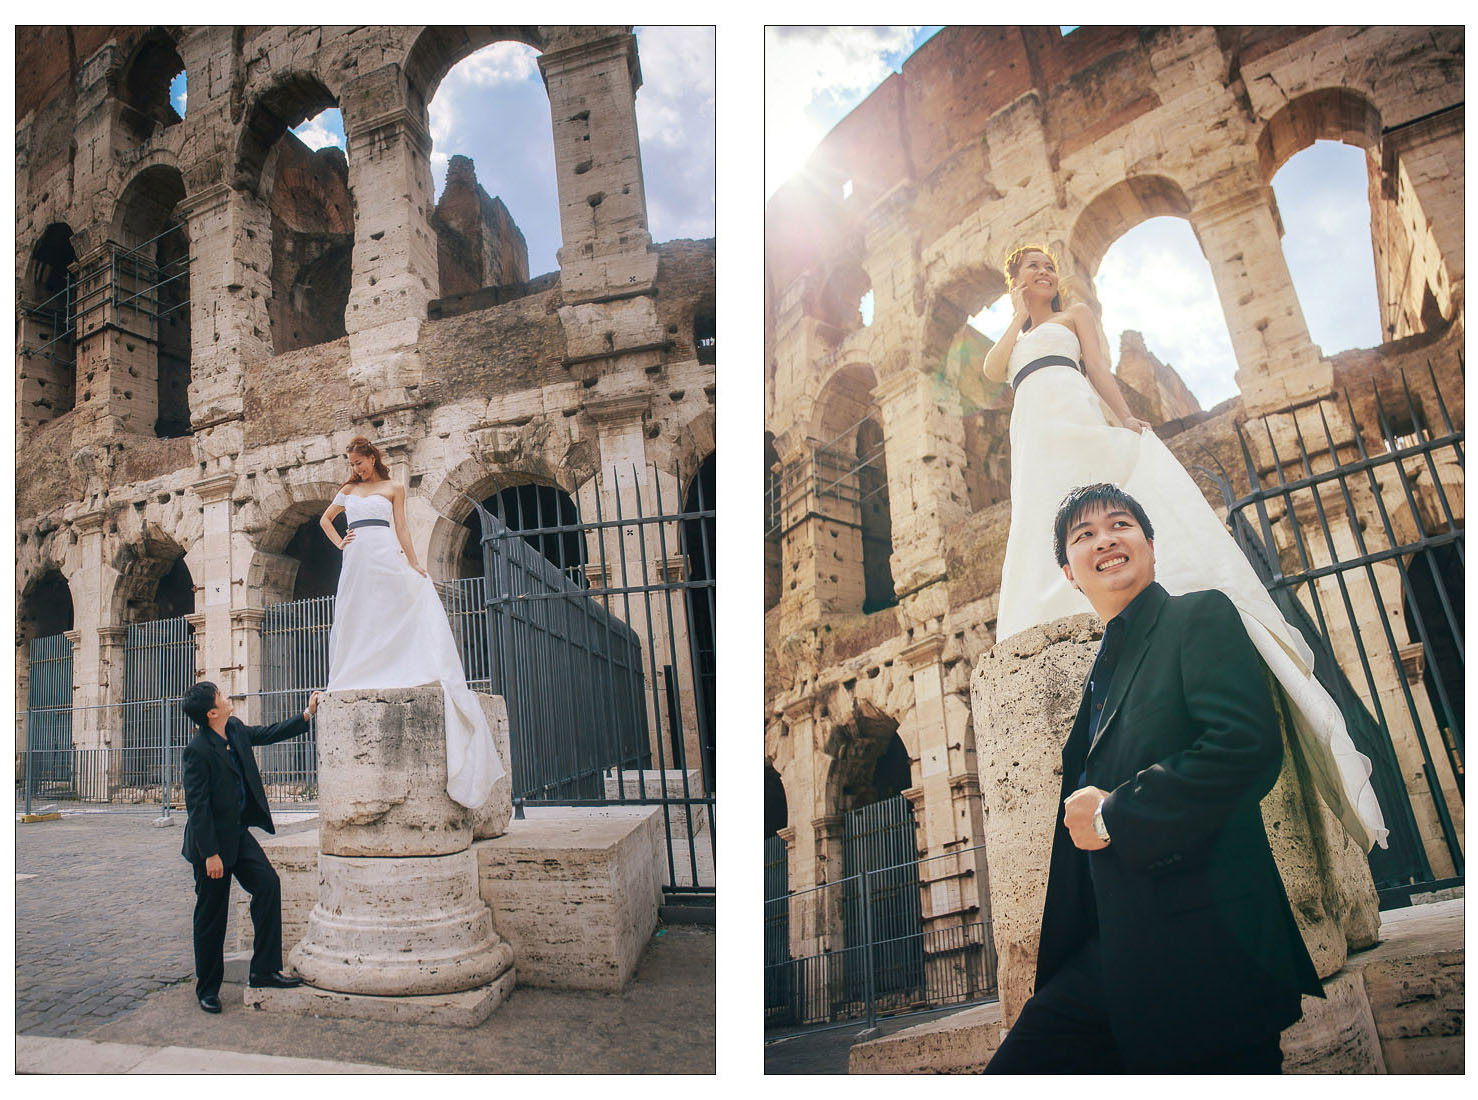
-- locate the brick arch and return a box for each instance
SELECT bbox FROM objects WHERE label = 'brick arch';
[1066,174,1195,283]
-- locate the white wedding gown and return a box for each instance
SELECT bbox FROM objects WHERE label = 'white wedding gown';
[996,321,1387,851]
[326,490,505,808]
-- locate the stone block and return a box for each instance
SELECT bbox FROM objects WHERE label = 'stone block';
[289,849,512,996]
[229,826,321,956]
[603,767,708,832]
[850,1001,1004,1074]
[474,805,664,991]
[244,967,516,1029]
[470,692,512,840]
[316,685,472,857]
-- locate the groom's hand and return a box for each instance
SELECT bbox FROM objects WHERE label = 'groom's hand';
[1064,786,1110,851]
[205,854,224,879]
[306,691,322,717]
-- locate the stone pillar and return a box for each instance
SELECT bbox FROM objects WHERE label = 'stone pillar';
[191,472,236,692]
[179,182,270,450]
[1190,186,1328,415]
[970,614,1380,1030]
[539,28,658,300]
[874,368,970,599]
[271,685,515,1025]
[1380,108,1464,334]
[342,67,439,407]
[230,607,267,725]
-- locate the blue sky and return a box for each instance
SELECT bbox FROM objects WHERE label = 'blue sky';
[170,27,714,279]
[764,27,1382,409]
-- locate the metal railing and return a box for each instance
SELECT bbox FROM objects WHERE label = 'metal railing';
[477,464,716,895]
[764,843,998,1032]
[765,407,888,539]
[1219,363,1464,898]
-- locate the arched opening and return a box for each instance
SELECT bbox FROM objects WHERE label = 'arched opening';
[764,433,782,611]
[1258,88,1450,344]
[113,539,194,625]
[18,569,76,783]
[18,569,75,654]
[113,165,192,437]
[236,76,355,355]
[682,454,716,790]
[282,516,344,601]
[117,29,185,144]
[419,35,551,283]
[461,483,586,582]
[817,262,872,335]
[1070,177,1232,411]
[764,762,789,838]
[811,364,895,615]
[19,223,79,429]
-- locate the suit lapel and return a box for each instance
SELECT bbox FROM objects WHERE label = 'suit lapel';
[205,727,241,778]
[1087,584,1169,760]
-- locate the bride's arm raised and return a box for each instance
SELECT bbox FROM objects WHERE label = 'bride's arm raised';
[981,284,1030,383]
[319,499,350,549]
[389,483,429,577]
[1068,302,1151,433]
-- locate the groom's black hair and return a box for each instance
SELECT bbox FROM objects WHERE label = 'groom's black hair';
[181,681,222,731]
[1053,484,1155,567]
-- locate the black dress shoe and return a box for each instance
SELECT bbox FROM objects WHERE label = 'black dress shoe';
[198,994,222,1013]
[248,971,303,989]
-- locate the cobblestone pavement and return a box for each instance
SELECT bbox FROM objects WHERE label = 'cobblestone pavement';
[14,807,312,1039]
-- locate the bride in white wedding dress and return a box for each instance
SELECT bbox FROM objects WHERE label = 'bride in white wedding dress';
[318,436,504,808]
[982,245,1386,852]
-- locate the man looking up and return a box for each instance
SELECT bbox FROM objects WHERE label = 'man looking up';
[179,682,321,1013]
[984,483,1322,1073]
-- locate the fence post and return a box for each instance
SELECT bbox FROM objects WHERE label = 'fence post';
[24,711,35,815]
[861,868,877,1031]
[158,699,172,820]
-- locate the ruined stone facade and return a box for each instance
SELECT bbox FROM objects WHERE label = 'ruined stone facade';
[15,27,716,787]
[765,26,1462,966]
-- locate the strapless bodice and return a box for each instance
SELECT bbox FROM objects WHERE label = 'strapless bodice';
[334,491,393,522]
[1006,321,1082,383]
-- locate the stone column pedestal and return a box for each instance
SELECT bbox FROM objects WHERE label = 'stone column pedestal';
[970,614,1380,1031]
[255,685,515,1026]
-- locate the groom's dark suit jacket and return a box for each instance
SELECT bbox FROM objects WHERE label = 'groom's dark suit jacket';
[1036,583,1323,1068]
[180,715,309,867]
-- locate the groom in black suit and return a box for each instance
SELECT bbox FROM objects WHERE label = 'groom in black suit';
[985,484,1323,1074]
[179,682,321,1013]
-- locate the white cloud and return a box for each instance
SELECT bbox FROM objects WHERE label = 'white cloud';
[292,109,344,152]
[765,26,924,195]
[635,27,714,149]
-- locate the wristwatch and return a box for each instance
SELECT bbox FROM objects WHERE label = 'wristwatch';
[302,708,312,723]
[1092,797,1111,843]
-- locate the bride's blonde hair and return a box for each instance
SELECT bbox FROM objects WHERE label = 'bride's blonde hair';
[1005,243,1064,328]
[340,436,391,490]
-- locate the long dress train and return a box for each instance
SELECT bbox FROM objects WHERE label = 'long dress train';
[996,321,1387,850]
[326,490,505,808]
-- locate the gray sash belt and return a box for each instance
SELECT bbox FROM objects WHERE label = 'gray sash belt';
[1012,354,1082,390]
[347,519,390,529]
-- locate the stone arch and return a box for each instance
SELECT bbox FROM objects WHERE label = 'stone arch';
[1255,87,1383,183]
[765,762,789,838]
[401,26,547,114]
[671,407,717,505]
[243,478,351,607]
[115,27,186,144]
[106,525,195,624]
[19,222,80,428]
[423,458,584,582]
[811,362,879,443]
[111,163,192,438]
[816,260,872,332]
[1066,174,1194,282]
[233,72,345,195]
[821,699,912,815]
[17,566,75,650]
[919,260,1009,369]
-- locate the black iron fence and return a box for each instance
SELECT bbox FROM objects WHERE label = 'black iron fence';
[1216,365,1463,901]
[476,464,716,896]
[764,842,998,1031]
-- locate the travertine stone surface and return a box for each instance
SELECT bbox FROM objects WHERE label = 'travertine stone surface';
[245,967,516,1028]
[290,850,513,996]
[475,806,664,991]
[470,693,513,841]
[971,613,1382,1026]
[316,685,472,857]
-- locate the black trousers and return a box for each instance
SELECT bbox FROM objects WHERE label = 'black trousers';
[984,937,1283,1074]
[190,828,282,999]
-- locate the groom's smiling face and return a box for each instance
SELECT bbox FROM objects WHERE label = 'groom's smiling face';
[1061,505,1156,618]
